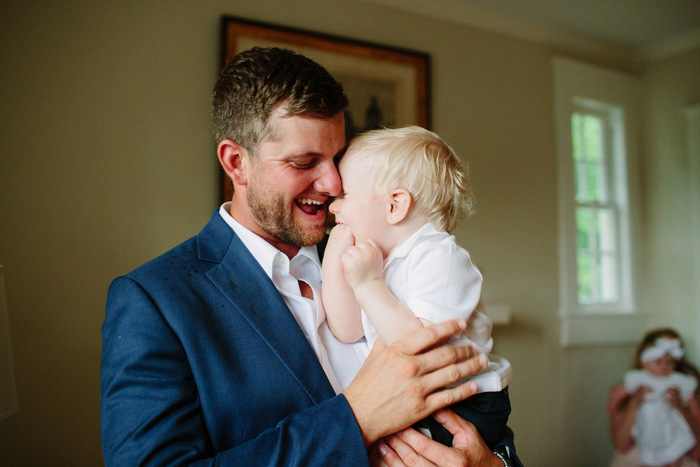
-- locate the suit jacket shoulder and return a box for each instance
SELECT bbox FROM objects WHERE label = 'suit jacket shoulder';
[101,211,367,466]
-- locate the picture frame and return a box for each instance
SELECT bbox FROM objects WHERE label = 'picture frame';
[218,16,431,203]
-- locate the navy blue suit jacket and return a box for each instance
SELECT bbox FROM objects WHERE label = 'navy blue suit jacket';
[101,211,369,466]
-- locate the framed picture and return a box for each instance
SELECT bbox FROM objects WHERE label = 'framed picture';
[218,16,431,203]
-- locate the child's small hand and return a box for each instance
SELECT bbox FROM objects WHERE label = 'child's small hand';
[325,224,355,261]
[341,239,383,289]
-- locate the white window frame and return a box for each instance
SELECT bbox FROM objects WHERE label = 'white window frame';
[553,57,647,347]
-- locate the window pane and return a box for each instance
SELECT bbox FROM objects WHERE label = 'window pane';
[581,114,603,162]
[572,113,610,203]
[576,208,593,250]
[576,206,619,304]
[577,252,593,301]
[578,252,620,304]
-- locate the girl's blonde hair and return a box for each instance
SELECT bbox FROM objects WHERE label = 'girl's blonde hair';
[346,126,474,232]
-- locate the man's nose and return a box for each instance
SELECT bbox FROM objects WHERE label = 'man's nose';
[315,162,342,196]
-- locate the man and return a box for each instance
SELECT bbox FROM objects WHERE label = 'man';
[101,47,517,466]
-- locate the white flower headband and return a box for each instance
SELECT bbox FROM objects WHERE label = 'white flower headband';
[640,337,684,363]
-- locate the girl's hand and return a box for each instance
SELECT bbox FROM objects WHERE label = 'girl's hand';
[341,239,384,289]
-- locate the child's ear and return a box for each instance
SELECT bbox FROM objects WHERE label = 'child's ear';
[387,188,412,225]
[218,139,250,187]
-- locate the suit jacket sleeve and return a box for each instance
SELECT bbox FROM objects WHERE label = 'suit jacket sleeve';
[101,273,368,467]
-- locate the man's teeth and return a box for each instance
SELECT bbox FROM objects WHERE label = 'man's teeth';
[298,199,323,205]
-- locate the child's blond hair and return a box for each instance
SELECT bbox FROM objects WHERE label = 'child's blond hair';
[346,126,474,232]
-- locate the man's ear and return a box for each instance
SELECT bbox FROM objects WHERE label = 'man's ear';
[387,188,412,225]
[217,139,250,187]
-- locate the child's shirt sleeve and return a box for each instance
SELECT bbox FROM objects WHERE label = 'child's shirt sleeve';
[403,236,493,354]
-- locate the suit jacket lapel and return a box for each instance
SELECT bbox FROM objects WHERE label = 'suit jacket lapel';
[199,213,336,404]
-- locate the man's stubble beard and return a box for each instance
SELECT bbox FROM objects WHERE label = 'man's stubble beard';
[247,174,326,248]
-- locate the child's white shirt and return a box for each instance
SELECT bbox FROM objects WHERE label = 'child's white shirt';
[624,369,698,466]
[355,223,512,393]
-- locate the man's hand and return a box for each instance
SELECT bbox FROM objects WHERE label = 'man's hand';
[344,319,487,445]
[629,385,651,408]
[375,410,504,467]
[666,386,685,412]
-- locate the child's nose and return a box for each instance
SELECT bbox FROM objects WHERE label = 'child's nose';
[329,198,340,213]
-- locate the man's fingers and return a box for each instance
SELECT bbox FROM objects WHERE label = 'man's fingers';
[376,441,404,467]
[425,380,479,412]
[345,324,486,445]
[424,353,486,389]
[386,431,438,467]
[418,344,481,374]
[432,409,474,436]
[432,409,491,455]
[393,319,467,356]
[366,337,388,359]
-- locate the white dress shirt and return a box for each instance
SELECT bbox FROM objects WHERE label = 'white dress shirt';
[218,204,362,393]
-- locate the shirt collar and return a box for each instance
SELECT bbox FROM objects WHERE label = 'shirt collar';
[385,222,441,265]
[218,203,321,278]
[388,222,439,258]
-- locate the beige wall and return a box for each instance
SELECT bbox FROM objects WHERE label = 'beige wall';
[643,48,700,358]
[0,1,697,465]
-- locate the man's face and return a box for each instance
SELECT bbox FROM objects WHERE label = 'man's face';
[242,109,345,255]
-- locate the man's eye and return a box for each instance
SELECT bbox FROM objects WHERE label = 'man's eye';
[292,160,316,169]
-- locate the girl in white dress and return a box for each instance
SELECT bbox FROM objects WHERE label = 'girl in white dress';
[608,329,700,467]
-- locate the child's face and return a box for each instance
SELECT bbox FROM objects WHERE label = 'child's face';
[641,353,678,377]
[329,153,390,244]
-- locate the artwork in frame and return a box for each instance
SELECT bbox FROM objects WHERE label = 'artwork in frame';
[218,16,431,203]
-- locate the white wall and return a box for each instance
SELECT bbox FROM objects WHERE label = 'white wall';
[0,1,697,465]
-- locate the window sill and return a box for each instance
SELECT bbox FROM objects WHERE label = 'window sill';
[559,310,648,347]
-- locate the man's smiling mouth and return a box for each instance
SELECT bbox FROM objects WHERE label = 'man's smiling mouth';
[297,198,324,215]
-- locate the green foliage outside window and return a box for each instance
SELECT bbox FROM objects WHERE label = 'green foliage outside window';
[571,112,618,304]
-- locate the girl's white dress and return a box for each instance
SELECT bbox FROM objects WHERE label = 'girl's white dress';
[624,370,698,466]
